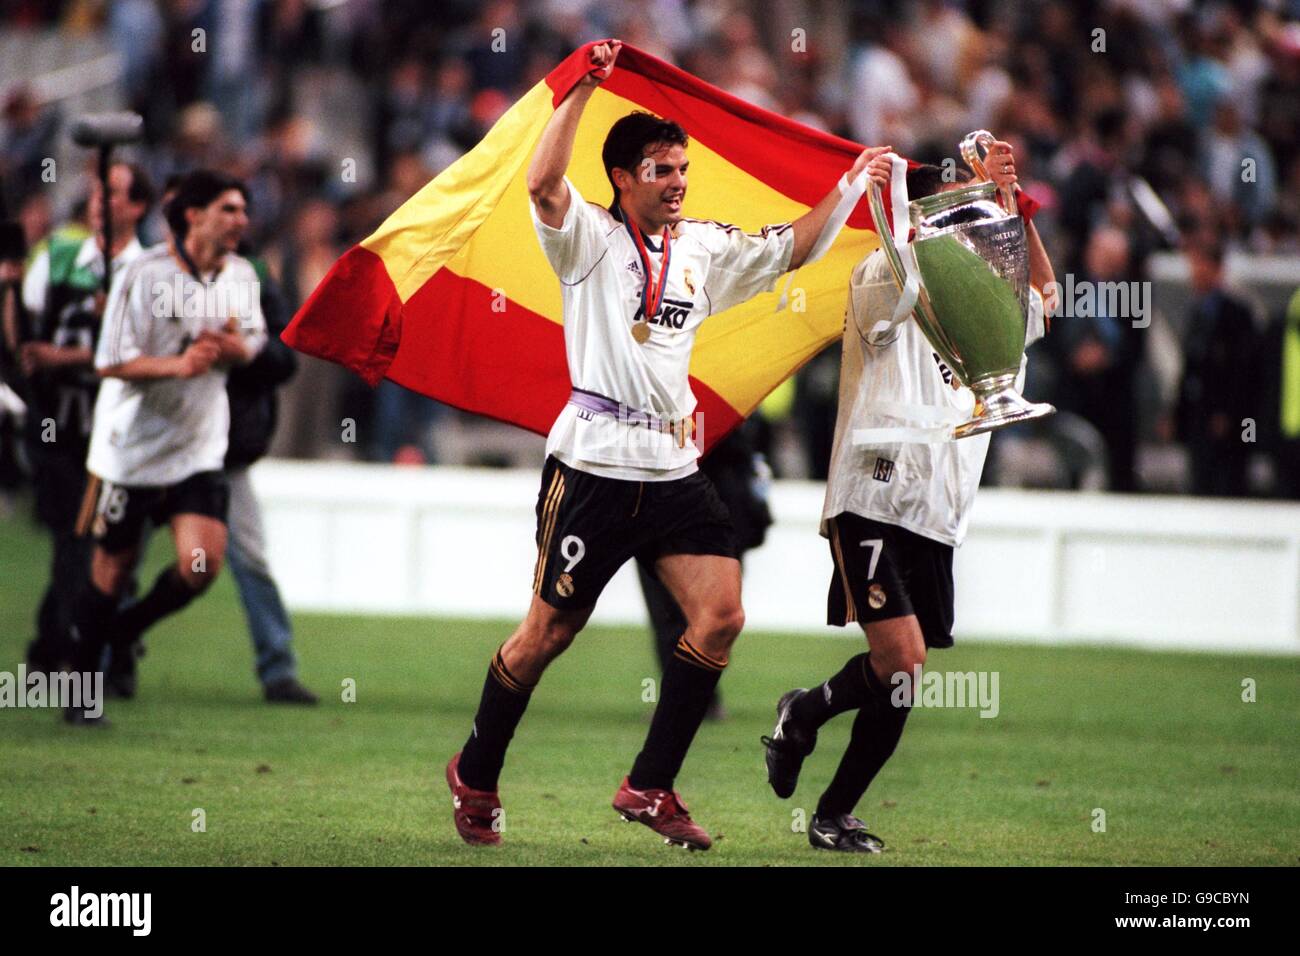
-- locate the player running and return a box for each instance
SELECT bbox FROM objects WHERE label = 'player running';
[63,170,266,725]
[761,141,1055,851]
[445,39,887,851]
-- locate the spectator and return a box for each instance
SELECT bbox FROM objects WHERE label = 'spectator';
[1203,99,1277,236]
[1176,238,1259,497]
[1049,227,1146,492]
[223,251,319,703]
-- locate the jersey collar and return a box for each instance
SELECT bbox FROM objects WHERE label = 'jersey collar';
[611,202,663,252]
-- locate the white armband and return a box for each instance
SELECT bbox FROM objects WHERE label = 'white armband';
[800,167,869,267]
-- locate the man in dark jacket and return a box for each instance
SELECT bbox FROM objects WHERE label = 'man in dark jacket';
[1047,227,1147,491]
[1176,239,1258,497]
[224,258,318,703]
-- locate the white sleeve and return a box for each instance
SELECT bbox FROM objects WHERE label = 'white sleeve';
[94,265,149,368]
[21,249,50,315]
[529,177,608,282]
[1025,285,1046,348]
[700,222,794,315]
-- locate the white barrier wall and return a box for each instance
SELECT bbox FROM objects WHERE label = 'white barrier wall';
[251,460,1300,654]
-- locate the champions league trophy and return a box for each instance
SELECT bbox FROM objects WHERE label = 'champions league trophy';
[866,130,1055,439]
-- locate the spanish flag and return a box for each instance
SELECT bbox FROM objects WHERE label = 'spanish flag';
[282,42,882,452]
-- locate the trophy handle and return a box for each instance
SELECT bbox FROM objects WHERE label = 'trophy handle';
[959,129,1018,216]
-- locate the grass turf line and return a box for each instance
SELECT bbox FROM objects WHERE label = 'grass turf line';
[1,500,1297,866]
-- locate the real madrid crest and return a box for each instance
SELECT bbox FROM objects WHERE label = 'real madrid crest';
[682,268,695,296]
[867,584,887,610]
[556,573,575,598]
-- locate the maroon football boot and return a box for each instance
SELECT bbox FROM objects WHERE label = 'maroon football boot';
[446,752,502,846]
[612,777,713,851]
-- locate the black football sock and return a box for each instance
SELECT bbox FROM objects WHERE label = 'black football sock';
[816,662,911,819]
[789,652,874,729]
[70,581,119,676]
[113,568,200,646]
[628,635,725,791]
[457,648,535,792]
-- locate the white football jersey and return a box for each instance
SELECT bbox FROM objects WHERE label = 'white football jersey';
[531,177,793,481]
[87,244,267,486]
[822,249,1044,547]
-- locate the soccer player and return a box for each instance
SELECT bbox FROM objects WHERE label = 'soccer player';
[445,40,887,850]
[762,142,1054,851]
[63,169,266,725]
[14,163,152,676]
[100,175,319,706]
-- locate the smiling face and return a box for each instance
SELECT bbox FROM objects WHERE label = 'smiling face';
[613,142,688,233]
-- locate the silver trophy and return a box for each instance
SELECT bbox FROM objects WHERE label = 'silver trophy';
[866,130,1055,439]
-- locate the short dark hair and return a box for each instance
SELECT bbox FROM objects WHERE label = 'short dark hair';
[164,169,248,241]
[601,112,688,202]
[114,162,156,211]
[906,163,973,199]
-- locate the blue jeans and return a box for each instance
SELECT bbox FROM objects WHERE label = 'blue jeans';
[226,466,297,686]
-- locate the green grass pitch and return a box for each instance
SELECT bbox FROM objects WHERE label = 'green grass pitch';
[1,498,1297,866]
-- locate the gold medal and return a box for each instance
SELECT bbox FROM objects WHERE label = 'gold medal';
[621,205,670,349]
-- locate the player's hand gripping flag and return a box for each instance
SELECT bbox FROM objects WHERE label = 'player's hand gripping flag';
[282,42,885,451]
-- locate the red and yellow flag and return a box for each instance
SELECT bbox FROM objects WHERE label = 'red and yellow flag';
[282,42,883,452]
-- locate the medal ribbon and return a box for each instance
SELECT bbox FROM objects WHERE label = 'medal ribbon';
[623,213,671,326]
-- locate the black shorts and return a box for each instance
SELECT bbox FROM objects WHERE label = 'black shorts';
[78,470,230,554]
[825,512,955,649]
[531,455,737,610]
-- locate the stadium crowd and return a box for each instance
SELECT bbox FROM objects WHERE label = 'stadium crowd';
[2,0,1299,497]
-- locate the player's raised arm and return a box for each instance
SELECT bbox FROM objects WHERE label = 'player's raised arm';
[787,145,893,270]
[526,40,621,228]
[985,139,1056,312]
